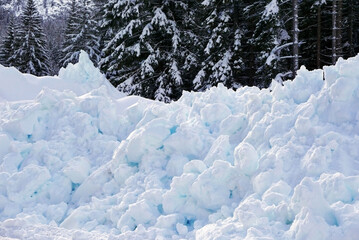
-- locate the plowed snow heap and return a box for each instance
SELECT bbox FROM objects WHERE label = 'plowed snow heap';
[0,51,359,239]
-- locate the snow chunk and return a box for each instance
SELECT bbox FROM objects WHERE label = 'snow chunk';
[63,156,91,184]
[7,164,51,203]
[234,142,259,175]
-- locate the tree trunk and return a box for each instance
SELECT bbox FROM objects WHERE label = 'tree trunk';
[292,0,299,75]
[332,0,337,64]
[317,4,321,68]
[336,0,343,58]
[349,0,355,56]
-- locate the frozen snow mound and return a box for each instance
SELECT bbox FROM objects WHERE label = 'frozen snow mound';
[0,51,122,102]
[0,55,359,239]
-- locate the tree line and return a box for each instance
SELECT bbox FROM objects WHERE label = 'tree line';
[1,0,359,102]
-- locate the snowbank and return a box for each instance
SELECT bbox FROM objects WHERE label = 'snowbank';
[1,53,359,239]
[0,51,121,102]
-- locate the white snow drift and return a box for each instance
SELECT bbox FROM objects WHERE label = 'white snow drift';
[0,51,359,239]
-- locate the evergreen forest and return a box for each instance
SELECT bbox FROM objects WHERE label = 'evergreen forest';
[1,0,359,102]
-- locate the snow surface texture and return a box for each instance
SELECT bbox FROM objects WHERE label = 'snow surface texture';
[1,52,359,239]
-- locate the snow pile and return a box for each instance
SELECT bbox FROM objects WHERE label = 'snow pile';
[1,53,359,239]
[0,51,121,101]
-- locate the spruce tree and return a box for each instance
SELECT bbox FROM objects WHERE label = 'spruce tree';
[0,17,19,67]
[248,0,291,86]
[43,15,66,75]
[100,0,199,102]
[193,0,244,91]
[15,0,49,76]
[60,0,100,68]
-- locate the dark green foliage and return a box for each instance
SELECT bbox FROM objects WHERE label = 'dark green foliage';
[193,0,244,91]
[0,17,19,67]
[100,0,200,102]
[44,16,66,74]
[60,0,100,68]
[247,0,291,86]
[15,0,49,76]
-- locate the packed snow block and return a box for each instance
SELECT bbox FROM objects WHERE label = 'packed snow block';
[2,104,46,142]
[69,112,98,139]
[244,91,263,115]
[318,173,359,204]
[58,51,105,88]
[155,213,185,230]
[60,205,92,230]
[71,164,112,204]
[301,145,333,176]
[208,205,233,223]
[35,87,76,110]
[0,172,10,196]
[63,156,91,184]
[200,103,231,124]
[0,134,11,159]
[272,66,323,104]
[253,169,281,195]
[323,76,359,124]
[7,164,51,203]
[286,208,330,240]
[262,180,291,206]
[329,77,358,102]
[124,102,147,125]
[125,118,171,164]
[45,202,67,223]
[1,152,23,173]
[176,222,188,235]
[190,160,241,210]
[163,121,209,159]
[323,56,359,125]
[113,163,137,186]
[165,154,189,177]
[117,199,160,231]
[111,141,130,169]
[234,142,259,176]
[183,160,207,175]
[46,175,72,204]
[294,116,315,137]
[331,201,359,239]
[204,135,232,166]
[323,65,340,88]
[233,196,267,230]
[162,172,205,217]
[219,114,248,136]
[290,177,336,226]
[338,54,359,79]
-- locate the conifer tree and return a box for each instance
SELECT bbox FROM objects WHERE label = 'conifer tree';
[60,0,100,67]
[99,0,122,59]
[15,0,49,76]
[100,0,199,102]
[193,0,244,91]
[0,17,19,67]
[249,0,291,86]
